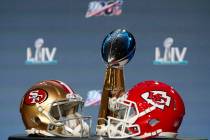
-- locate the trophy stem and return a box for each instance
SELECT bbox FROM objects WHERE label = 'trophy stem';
[97,66,125,126]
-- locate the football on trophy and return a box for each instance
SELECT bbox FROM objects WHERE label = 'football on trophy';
[101,29,136,67]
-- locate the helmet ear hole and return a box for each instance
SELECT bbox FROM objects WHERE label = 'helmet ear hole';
[48,123,56,131]
[149,118,160,127]
[34,117,41,125]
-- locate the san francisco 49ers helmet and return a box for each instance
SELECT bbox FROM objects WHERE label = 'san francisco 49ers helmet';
[20,80,92,137]
[107,80,185,139]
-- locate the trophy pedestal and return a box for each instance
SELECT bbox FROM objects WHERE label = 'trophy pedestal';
[8,134,207,140]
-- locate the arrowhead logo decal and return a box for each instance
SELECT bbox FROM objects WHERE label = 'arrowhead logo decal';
[141,91,171,110]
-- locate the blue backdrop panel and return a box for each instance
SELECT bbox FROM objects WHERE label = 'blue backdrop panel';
[0,0,210,139]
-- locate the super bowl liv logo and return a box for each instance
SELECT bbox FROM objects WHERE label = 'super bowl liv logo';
[153,37,188,65]
[25,38,57,64]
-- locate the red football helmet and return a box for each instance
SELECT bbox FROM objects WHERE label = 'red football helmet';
[107,80,185,139]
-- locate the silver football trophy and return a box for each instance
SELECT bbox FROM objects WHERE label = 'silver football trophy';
[96,29,136,136]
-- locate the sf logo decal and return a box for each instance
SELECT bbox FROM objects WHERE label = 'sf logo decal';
[141,91,171,110]
[24,89,48,105]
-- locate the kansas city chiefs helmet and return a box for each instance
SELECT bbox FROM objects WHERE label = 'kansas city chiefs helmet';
[107,80,185,139]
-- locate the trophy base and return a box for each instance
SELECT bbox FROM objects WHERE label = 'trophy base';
[8,134,207,140]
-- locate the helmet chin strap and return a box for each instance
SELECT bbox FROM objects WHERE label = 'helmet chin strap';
[64,125,82,136]
[64,121,89,137]
[63,113,90,137]
[96,118,109,136]
[107,119,141,139]
[73,119,90,136]
[96,124,108,136]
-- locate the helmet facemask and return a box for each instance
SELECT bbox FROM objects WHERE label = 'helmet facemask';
[47,96,92,137]
[107,95,165,139]
[107,97,141,138]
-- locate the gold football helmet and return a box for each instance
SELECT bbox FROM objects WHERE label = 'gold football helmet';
[20,80,92,137]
